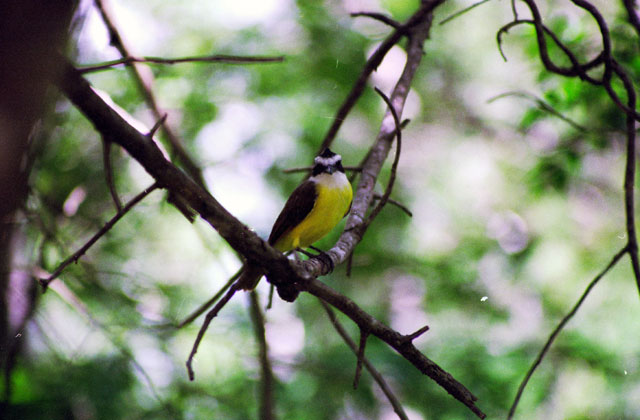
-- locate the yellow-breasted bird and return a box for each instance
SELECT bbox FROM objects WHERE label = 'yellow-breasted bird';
[237,148,353,290]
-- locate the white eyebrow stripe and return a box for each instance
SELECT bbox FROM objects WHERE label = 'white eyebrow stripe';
[314,154,342,166]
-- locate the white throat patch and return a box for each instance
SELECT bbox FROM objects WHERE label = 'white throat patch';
[310,171,349,188]
[314,153,342,166]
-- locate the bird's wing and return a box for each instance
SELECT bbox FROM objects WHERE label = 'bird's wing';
[268,180,317,246]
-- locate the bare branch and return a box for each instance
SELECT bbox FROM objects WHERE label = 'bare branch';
[487,90,588,132]
[249,290,276,420]
[186,284,240,381]
[402,325,430,343]
[622,0,640,38]
[94,0,207,188]
[507,246,628,419]
[304,4,434,279]
[169,269,241,329]
[58,62,300,285]
[350,12,401,28]
[101,138,123,211]
[320,300,409,420]
[353,329,369,389]
[147,113,168,138]
[439,0,492,26]
[615,61,640,293]
[39,183,159,291]
[305,278,485,419]
[363,87,403,227]
[506,0,640,295]
[318,0,444,152]
[78,54,285,73]
[372,194,413,217]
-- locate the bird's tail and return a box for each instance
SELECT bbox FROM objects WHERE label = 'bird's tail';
[236,264,265,290]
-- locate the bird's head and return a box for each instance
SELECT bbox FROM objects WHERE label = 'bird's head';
[313,148,344,176]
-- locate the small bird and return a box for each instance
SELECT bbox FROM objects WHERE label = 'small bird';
[237,148,353,290]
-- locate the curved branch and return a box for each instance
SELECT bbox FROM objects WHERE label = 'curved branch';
[318,0,445,152]
[303,278,485,419]
[78,54,285,73]
[507,246,628,419]
[39,183,159,290]
[320,300,410,420]
[95,0,207,188]
[622,0,640,38]
[305,2,435,278]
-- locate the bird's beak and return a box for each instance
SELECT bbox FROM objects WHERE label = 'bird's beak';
[327,165,336,174]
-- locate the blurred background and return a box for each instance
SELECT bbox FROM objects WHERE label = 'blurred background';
[4,0,640,419]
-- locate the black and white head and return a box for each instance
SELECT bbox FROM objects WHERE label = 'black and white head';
[312,148,345,177]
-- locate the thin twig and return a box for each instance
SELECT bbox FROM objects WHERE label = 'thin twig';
[496,18,603,81]
[305,278,485,419]
[402,325,430,343]
[78,54,285,73]
[372,194,413,217]
[511,0,518,20]
[487,90,588,132]
[507,246,628,419]
[101,138,123,211]
[39,183,159,291]
[346,251,354,277]
[249,290,276,420]
[506,0,640,295]
[320,300,409,420]
[170,268,241,329]
[614,60,640,294]
[147,113,167,138]
[350,12,401,28]
[439,0,492,25]
[318,1,442,152]
[353,329,369,389]
[186,283,240,381]
[47,281,180,416]
[363,87,403,226]
[94,0,207,188]
[266,283,275,310]
[348,118,411,185]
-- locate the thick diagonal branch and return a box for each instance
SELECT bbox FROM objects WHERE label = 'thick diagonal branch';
[95,0,206,187]
[304,1,437,277]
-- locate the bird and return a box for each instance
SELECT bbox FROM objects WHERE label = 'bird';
[237,148,353,290]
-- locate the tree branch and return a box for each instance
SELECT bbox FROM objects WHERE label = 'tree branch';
[506,0,640,296]
[186,283,240,381]
[101,138,123,211]
[95,0,207,188]
[249,290,276,420]
[304,1,436,278]
[487,90,588,132]
[319,300,409,420]
[39,182,159,290]
[78,54,285,73]
[318,0,445,152]
[303,278,485,419]
[622,0,640,38]
[507,246,628,419]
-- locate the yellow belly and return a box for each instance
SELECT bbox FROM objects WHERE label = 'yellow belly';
[273,182,352,252]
